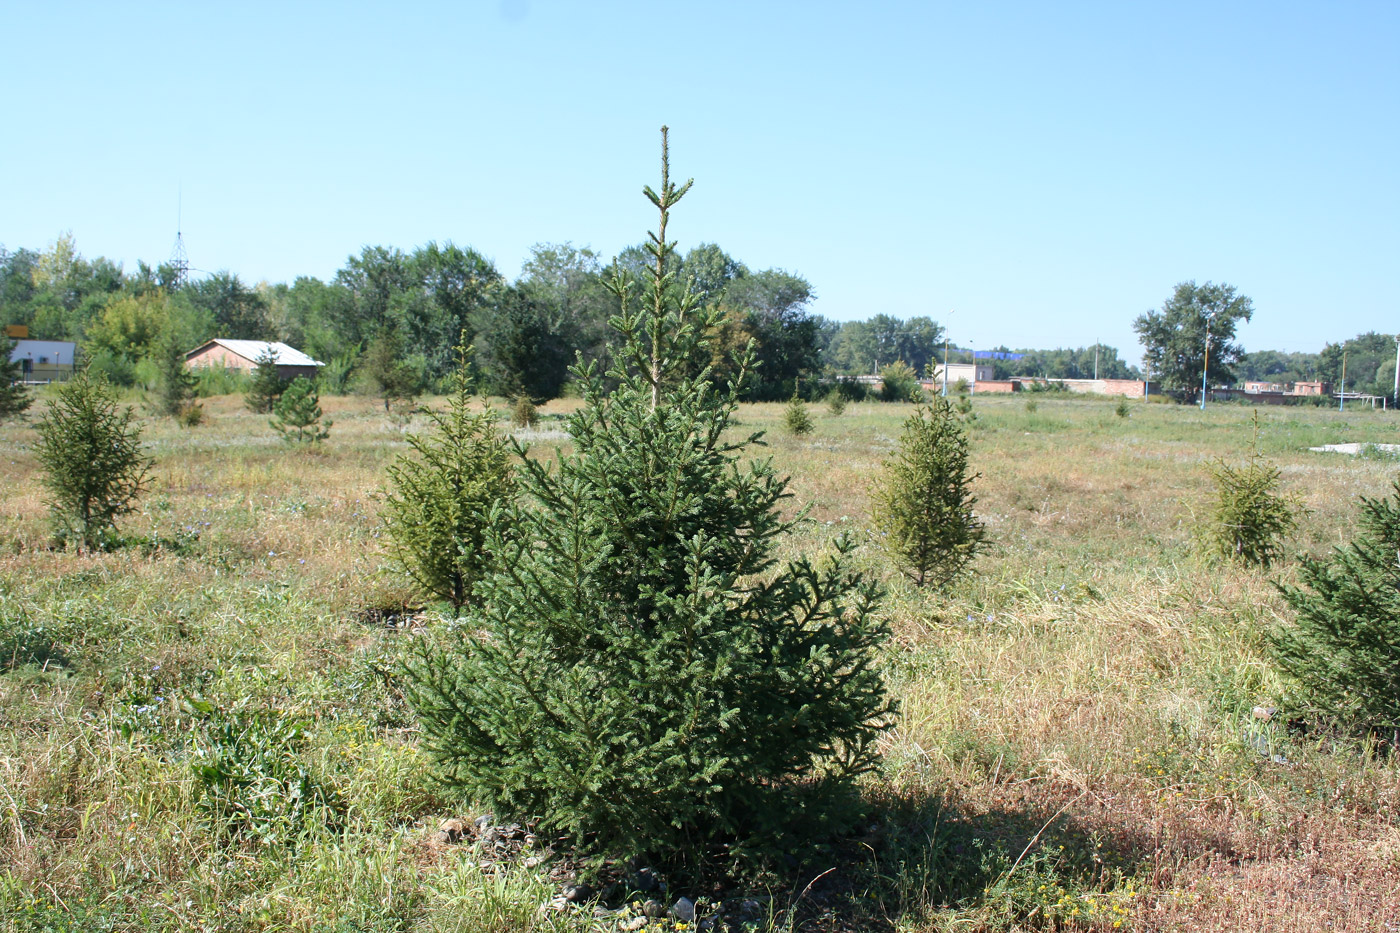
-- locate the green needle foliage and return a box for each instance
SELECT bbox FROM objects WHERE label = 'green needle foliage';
[150,333,202,425]
[874,398,984,587]
[1273,479,1400,739]
[784,392,813,435]
[34,366,151,551]
[825,390,847,416]
[403,128,894,873]
[244,346,285,413]
[510,395,538,428]
[0,336,33,420]
[383,344,514,614]
[1115,395,1131,419]
[271,376,331,444]
[1206,414,1297,567]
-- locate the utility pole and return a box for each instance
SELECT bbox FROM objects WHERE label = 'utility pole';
[1393,334,1399,410]
[1200,313,1214,411]
[1094,341,1100,380]
[941,309,955,397]
[1340,347,1348,412]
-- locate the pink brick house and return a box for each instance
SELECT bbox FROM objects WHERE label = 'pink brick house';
[185,339,323,381]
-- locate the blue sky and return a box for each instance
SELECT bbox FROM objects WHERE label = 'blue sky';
[2,1,1396,362]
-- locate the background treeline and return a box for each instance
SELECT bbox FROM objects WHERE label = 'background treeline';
[5,235,1393,400]
[1,235,826,401]
[1238,334,1399,397]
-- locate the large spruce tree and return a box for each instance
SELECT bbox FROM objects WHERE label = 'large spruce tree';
[403,129,893,870]
[1273,480,1400,740]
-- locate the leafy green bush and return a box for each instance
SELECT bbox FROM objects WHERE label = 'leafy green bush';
[34,366,152,551]
[382,345,514,613]
[784,393,813,435]
[1273,479,1400,738]
[0,601,69,672]
[879,361,922,402]
[271,377,331,444]
[874,399,984,587]
[191,706,340,845]
[403,129,893,873]
[1206,415,1297,567]
[194,363,250,398]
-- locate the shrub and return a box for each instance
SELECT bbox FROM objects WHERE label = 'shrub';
[1273,479,1400,740]
[244,347,285,413]
[34,366,151,551]
[0,336,32,420]
[1115,396,1131,418]
[194,363,249,398]
[956,393,974,418]
[826,391,847,416]
[382,344,514,614]
[191,707,339,845]
[271,376,331,444]
[879,360,922,402]
[1206,414,1297,567]
[403,129,893,873]
[874,398,984,587]
[784,393,813,435]
[510,395,538,428]
[362,330,421,413]
[1024,398,1038,414]
[149,333,200,423]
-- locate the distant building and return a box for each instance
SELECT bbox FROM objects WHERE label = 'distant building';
[8,339,77,382]
[930,362,995,389]
[185,339,324,381]
[1244,381,1285,394]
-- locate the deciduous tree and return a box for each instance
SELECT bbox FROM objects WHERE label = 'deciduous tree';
[1134,281,1252,402]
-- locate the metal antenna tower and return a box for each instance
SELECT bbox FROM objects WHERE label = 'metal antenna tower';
[168,190,189,288]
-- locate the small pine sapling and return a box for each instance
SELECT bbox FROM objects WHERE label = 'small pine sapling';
[1115,395,1131,418]
[784,392,813,435]
[382,343,514,614]
[1206,413,1297,567]
[0,336,32,420]
[150,333,202,425]
[510,395,538,428]
[245,347,285,413]
[34,366,151,551]
[1273,479,1400,741]
[826,390,847,416]
[363,330,421,414]
[271,376,331,444]
[403,128,893,872]
[874,398,984,587]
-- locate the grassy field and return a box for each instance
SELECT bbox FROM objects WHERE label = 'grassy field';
[3,390,1399,931]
